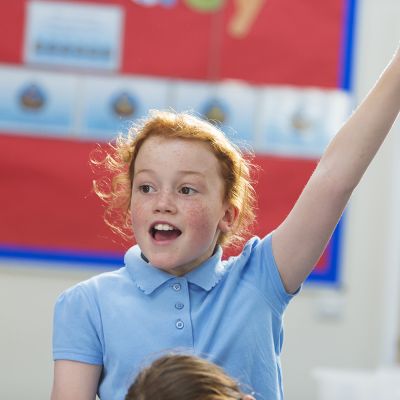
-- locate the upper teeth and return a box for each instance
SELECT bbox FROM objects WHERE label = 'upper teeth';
[154,224,174,231]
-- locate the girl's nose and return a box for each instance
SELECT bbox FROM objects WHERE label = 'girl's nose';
[153,191,177,214]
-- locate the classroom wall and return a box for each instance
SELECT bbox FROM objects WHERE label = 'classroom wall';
[0,0,399,399]
[281,0,400,398]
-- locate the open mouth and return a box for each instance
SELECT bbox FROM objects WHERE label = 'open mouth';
[150,223,182,241]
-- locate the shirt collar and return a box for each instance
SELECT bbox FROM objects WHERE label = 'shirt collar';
[186,246,226,291]
[124,245,227,295]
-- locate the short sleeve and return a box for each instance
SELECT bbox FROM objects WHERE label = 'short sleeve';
[52,284,103,365]
[240,233,300,315]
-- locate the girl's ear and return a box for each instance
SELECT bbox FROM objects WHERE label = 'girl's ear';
[219,204,239,233]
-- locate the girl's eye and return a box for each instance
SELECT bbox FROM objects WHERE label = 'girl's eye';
[180,186,196,195]
[139,184,154,193]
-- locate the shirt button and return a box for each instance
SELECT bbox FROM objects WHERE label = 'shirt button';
[175,302,184,310]
[176,319,184,329]
[172,283,181,291]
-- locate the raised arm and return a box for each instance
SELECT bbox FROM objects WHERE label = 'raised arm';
[51,360,102,400]
[272,46,400,294]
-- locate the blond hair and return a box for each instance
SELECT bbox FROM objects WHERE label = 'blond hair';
[126,354,248,400]
[93,110,256,247]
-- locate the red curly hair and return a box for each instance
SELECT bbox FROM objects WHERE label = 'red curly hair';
[93,110,256,248]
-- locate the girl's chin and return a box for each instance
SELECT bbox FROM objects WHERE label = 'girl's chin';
[153,263,175,271]
[149,259,180,272]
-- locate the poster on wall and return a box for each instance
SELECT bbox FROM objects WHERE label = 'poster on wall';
[172,79,258,145]
[256,87,352,158]
[80,75,172,140]
[0,65,77,136]
[24,1,124,71]
[0,0,357,285]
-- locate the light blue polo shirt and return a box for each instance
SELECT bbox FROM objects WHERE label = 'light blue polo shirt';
[53,234,298,400]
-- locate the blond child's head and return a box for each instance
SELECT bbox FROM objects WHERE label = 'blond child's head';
[125,353,255,400]
[94,110,256,273]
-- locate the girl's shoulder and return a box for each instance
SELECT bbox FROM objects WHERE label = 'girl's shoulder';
[58,266,129,301]
[224,234,273,269]
[223,232,296,311]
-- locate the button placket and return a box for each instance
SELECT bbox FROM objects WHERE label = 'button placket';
[171,279,188,331]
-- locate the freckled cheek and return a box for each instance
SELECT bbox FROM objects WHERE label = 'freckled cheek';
[184,204,216,233]
[130,200,149,226]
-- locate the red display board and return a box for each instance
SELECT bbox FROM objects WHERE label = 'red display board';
[0,0,356,284]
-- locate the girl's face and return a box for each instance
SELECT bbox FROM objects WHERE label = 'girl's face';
[130,136,235,276]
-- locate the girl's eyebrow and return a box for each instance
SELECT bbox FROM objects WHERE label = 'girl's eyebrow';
[176,170,206,178]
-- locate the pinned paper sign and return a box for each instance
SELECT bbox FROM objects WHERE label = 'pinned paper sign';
[24,1,124,71]
[172,79,258,146]
[80,75,172,140]
[0,66,77,136]
[255,87,352,158]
